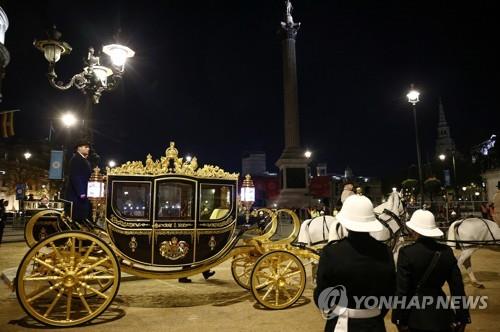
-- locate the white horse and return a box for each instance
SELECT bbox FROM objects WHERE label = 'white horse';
[447,217,500,288]
[297,213,340,247]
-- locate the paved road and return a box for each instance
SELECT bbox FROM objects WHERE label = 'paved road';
[1,241,499,331]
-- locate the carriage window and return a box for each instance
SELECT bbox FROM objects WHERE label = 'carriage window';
[156,182,194,220]
[112,182,151,219]
[200,184,232,220]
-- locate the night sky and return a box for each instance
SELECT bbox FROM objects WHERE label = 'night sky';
[2,0,499,179]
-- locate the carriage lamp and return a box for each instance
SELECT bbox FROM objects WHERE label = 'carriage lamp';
[240,174,255,224]
[88,166,106,222]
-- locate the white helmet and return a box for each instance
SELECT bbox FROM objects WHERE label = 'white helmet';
[406,209,444,237]
[337,195,383,232]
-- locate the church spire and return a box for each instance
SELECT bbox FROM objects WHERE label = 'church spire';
[438,97,447,126]
[434,97,456,158]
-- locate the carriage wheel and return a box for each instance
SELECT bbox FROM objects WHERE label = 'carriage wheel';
[24,210,64,248]
[250,250,306,310]
[231,253,258,290]
[16,231,120,327]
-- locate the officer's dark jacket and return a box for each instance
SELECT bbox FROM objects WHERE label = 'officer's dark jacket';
[64,152,91,221]
[314,231,396,332]
[392,237,471,330]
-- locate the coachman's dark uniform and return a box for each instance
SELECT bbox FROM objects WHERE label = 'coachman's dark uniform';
[314,232,396,332]
[64,152,91,222]
[392,237,471,331]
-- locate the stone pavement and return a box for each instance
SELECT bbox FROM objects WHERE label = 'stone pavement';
[1,241,499,331]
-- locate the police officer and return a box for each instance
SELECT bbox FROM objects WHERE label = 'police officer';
[314,195,396,332]
[392,210,470,332]
[64,140,92,223]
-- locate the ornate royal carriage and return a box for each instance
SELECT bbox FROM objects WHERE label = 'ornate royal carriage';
[16,142,319,327]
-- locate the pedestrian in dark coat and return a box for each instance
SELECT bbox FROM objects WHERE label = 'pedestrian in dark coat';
[314,195,396,332]
[64,140,92,222]
[392,209,470,332]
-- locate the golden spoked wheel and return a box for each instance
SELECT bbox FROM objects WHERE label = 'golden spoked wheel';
[250,250,306,310]
[231,253,258,290]
[16,231,120,327]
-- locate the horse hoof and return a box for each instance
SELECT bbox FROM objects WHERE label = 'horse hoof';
[472,282,485,289]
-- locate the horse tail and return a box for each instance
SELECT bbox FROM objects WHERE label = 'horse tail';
[447,220,459,248]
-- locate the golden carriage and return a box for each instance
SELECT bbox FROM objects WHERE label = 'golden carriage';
[16,142,319,327]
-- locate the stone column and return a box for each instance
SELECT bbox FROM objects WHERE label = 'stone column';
[274,2,310,208]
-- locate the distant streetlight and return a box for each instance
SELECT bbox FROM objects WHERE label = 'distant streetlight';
[108,160,116,168]
[462,186,467,192]
[438,154,446,161]
[406,89,420,105]
[304,150,312,159]
[407,84,424,208]
[61,112,77,128]
[24,152,32,160]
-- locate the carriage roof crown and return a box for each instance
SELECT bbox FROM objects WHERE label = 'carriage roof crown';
[106,141,239,179]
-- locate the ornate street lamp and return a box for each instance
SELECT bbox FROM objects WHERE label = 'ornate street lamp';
[407,84,424,208]
[34,26,134,149]
[240,174,255,224]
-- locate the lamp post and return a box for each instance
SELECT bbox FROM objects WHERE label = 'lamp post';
[240,174,255,224]
[34,26,134,164]
[407,84,424,208]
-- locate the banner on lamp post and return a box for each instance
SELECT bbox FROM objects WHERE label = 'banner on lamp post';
[48,150,64,180]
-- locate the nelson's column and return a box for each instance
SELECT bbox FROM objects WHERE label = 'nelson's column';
[275,1,309,208]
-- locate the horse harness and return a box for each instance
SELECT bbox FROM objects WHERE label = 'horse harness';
[306,215,331,246]
[453,217,498,249]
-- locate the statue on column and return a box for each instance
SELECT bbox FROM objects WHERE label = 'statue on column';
[285,1,294,25]
[281,1,300,30]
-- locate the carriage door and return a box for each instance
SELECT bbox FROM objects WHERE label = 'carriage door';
[153,178,197,266]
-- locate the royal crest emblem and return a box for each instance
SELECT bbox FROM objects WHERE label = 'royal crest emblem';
[129,236,138,253]
[159,237,189,260]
